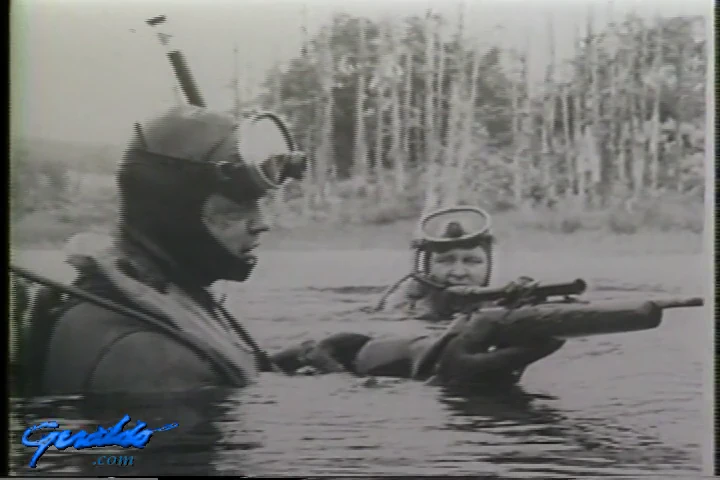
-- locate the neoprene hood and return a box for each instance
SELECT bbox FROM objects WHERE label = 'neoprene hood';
[117,104,306,284]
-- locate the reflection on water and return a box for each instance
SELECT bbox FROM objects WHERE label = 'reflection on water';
[9,250,706,477]
[437,388,694,477]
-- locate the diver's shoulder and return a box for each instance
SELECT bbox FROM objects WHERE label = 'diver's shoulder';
[89,330,221,393]
[55,266,147,333]
[56,297,140,334]
[47,300,223,394]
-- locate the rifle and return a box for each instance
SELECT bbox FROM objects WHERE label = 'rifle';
[441,277,703,338]
[411,278,704,379]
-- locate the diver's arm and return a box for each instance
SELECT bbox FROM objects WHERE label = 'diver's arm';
[269,343,309,374]
[269,339,348,374]
[303,347,348,373]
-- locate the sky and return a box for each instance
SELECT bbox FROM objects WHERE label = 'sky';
[10,0,711,146]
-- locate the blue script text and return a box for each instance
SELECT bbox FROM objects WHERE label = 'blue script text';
[22,414,178,468]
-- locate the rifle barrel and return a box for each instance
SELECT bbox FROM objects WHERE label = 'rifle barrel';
[652,297,704,309]
[445,278,587,302]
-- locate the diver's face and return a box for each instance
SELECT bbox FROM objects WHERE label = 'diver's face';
[429,246,489,286]
[202,194,270,258]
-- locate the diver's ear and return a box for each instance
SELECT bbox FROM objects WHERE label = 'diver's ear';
[405,277,428,300]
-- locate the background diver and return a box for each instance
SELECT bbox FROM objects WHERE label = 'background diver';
[270,206,566,389]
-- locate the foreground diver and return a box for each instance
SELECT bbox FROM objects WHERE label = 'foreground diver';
[19,104,307,395]
[271,206,566,388]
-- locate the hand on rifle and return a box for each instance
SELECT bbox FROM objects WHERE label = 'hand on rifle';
[411,312,476,380]
[496,276,542,308]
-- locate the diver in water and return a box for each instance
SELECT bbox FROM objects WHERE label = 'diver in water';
[17,104,307,395]
[271,206,566,388]
[375,206,496,320]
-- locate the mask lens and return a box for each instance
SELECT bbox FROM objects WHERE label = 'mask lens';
[236,114,294,187]
[418,207,493,248]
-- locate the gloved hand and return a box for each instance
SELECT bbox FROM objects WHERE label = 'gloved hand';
[296,365,321,376]
[411,312,474,380]
[445,312,473,337]
[497,276,541,307]
[299,341,347,374]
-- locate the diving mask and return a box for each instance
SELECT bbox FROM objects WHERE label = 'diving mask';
[412,206,494,253]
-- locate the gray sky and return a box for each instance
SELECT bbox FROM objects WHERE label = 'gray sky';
[10,0,710,146]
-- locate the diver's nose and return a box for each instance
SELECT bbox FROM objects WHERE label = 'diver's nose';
[447,261,469,280]
[248,208,270,235]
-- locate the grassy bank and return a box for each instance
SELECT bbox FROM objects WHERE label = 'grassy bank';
[11,158,706,256]
[11,192,706,256]
[264,216,705,256]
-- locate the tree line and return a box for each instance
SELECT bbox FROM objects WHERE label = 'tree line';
[11,7,706,233]
[250,8,706,219]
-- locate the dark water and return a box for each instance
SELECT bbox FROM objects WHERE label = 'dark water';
[9,248,709,477]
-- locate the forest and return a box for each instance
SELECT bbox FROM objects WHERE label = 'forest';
[11,7,708,244]
[251,8,707,233]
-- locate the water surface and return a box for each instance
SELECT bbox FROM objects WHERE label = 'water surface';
[9,247,708,477]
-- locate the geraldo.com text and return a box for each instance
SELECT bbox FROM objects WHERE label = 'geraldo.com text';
[93,455,134,467]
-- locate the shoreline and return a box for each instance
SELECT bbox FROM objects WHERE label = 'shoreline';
[11,218,704,256]
[261,220,705,256]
